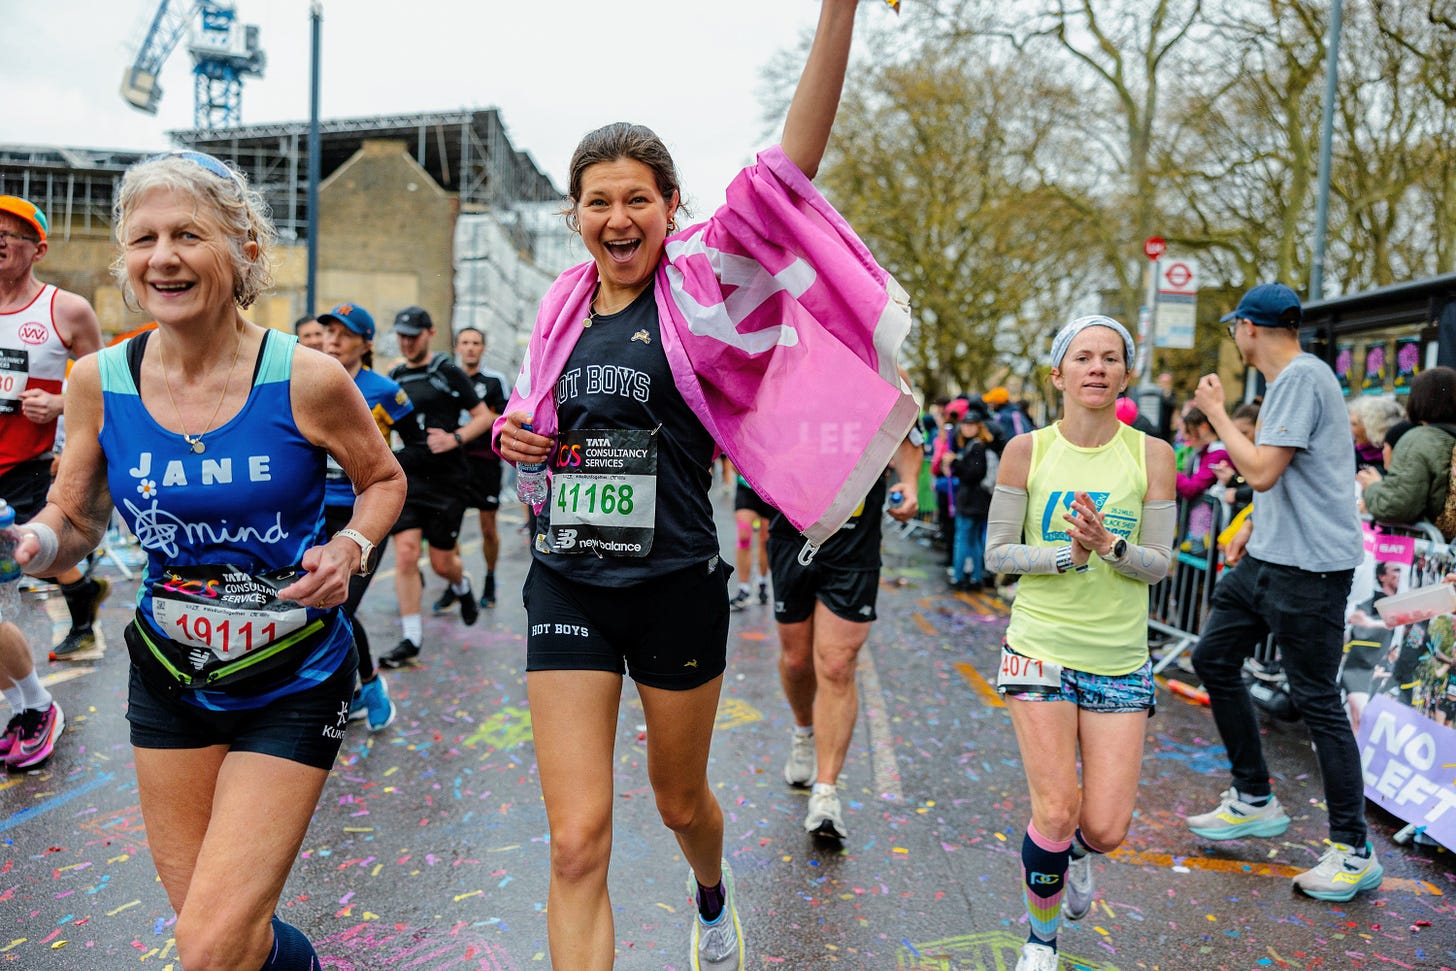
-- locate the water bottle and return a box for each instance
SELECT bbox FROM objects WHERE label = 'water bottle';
[515,423,550,506]
[889,490,905,507]
[0,501,22,623]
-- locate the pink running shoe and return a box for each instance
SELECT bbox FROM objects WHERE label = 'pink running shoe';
[8,702,64,769]
[0,711,22,762]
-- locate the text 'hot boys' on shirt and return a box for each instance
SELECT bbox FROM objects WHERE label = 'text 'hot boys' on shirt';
[533,287,718,586]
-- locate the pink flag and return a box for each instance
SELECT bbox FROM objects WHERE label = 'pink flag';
[496,146,918,546]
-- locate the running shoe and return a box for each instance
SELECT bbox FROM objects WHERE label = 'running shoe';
[783,730,816,788]
[480,574,496,608]
[50,628,102,661]
[378,639,421,669]
[757,579,769,605]
[687,859,744,970]
[1014,941,1059,971]
[728,588,751,612]
[458,580,479,626]
[1064,851,1093,920]
[805,782,847,840]
[357,675,396,732]
[431,586,458,614]
[1291,841,1383,901]
[1185,788,1291,840]
[8,702,64,769]
[0,711,22,761]
[347,688,368,722]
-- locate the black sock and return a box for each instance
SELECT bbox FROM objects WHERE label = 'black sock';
[696,879,726,922]
[60,578,97,630]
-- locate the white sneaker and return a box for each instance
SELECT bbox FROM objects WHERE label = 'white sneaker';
[1063,851,1093,920]
[1291,841,1384,901]
[688,859,744,970]
[1185,788,1291,840]
[804,783,847,840]
[783,730,816,787]
[1014,941,1059,971]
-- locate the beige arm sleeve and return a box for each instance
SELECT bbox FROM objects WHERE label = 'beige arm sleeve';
[1105,499,1176,584]
[983,485,1065,575]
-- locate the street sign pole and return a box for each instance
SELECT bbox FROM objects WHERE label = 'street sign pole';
[1139,236,1165,391]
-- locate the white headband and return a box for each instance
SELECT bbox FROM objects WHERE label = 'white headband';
[1050,315,1135,370]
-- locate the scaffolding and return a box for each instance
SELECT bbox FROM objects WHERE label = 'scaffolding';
[1,108,564,255]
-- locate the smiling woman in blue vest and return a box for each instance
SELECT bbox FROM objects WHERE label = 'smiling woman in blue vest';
[12,151,404,971]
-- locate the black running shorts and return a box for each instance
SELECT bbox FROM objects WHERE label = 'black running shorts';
[523,557,730,690]
[391,488,467,550]
[125,654,356,770]
[733,483,776,521]
[0,458,53,522]
[462,454,502,512]
[768,533,880,625]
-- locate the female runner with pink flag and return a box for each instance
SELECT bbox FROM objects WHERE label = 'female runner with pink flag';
[494,3,918,968]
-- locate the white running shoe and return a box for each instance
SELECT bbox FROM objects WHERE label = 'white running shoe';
[688,859,744,970]
[1185,788,1291,840]
[1014,941,1059,971]
[804,783,847,840]
[1063,851,1093,920]
[783,730,816,788]
[1291,841,1383,902]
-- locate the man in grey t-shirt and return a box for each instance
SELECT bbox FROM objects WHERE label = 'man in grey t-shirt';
[1183,283,1381,902]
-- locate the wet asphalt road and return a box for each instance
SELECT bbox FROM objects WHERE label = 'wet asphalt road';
[2,492,1453,970]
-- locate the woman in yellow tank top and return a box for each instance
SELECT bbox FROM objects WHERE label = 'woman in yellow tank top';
[984,316,1176,971]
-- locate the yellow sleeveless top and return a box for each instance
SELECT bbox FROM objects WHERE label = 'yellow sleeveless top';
[1004,421,1149,676]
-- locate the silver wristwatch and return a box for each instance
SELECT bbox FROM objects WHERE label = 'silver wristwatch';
[335,528,379,576]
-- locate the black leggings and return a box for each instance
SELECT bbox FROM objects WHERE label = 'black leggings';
[324,505,388,684]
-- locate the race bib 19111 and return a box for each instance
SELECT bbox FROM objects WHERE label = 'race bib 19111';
[546,428,657,558]
[149,564,308,665]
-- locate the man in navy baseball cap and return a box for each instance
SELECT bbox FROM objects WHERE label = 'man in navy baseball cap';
[317,302,375,341]
[1219,282,1302,330]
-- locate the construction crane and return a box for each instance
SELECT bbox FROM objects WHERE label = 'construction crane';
[120,1,266,129]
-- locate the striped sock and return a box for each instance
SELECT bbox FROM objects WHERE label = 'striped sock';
[1021,821,1072,948]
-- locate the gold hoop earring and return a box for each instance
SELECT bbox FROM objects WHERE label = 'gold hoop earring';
[667,218,677,233]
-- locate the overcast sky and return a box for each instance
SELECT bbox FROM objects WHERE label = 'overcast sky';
[4,1,845,214]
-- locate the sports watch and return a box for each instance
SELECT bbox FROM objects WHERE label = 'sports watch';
[1099,538,1128,562]
[335,528,379,576]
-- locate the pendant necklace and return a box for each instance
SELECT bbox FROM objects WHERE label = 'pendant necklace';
[160,327,243,455]
[582,284,634,328]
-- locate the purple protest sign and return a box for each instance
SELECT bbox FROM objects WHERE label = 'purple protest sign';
[1357,694,1456,851]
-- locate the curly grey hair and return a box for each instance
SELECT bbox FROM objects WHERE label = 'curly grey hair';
[110,152,276,310]
[1349,395,1405,446]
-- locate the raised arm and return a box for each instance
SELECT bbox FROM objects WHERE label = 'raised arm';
[781,0,860,179]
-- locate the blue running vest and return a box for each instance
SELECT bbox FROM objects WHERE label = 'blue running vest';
[98,330,351,710]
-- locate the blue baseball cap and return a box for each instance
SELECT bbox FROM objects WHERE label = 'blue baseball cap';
[317,302,375,340]
[1220,282,1302,328]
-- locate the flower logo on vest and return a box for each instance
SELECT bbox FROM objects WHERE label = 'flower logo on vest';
[17,321,48,345]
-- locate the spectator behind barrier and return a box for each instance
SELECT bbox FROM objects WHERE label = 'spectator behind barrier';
[1175,407,1231,554]
[1356,367,1456,536]
[1349,395,1404,473]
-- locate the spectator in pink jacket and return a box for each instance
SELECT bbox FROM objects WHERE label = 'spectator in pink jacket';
[1176,407,1230,553]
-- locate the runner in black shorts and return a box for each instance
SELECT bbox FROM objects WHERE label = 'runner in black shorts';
[768,438,921,841]
[438,326,509,611]
[729,471,776,610]
[379,308,496,668]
